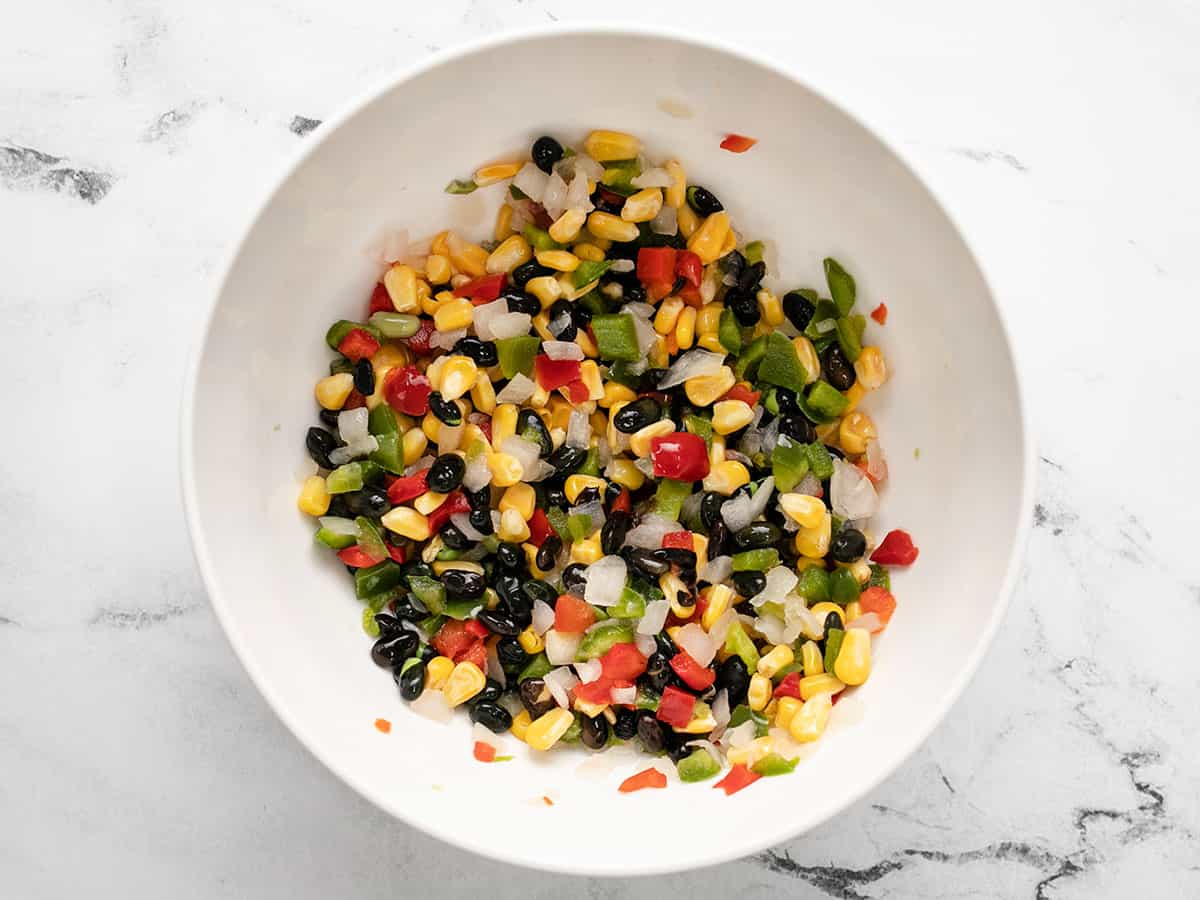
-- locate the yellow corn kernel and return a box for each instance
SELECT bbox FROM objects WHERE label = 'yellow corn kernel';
[564,474,607,504]
[583,129,641,162]
[570,534,603,565]
[497,507,531,543]
[439,356,477,403]
[816,420,840,446]
[653,296,685,335]
[547,396,572,432]
[297,475,331,516]
[778,493,826,529]
[789,692,833,743]
[574,242,607,263]
[677,202,700,239]
[586,211,639,243]
[444,660,486,707]
[664,159,686,209]
[578,360,604,400]
[474,161,522,185]
[844,601,863,623]
[447,233,488,278]
[425,655,455,691]
[420,411,441,442]
[420,294,440,318]
[526,274,563,308]
[383,263,419,312]
[524,311,550,343]
[712,399,755,435]
[709,433,726,466]
[839,411,877,456]
[431,560,484,577]
[800,640,824,677]
[774,696,803,731]
[684,365,735,406]
[796,511,832,558]
[621,187,663,223]
[677,706,719,734]
[757,644,795,678]
[695,303,723,336]
[493,203,514,242]
[470,371,497,415]
[703,460,750,496]
[372,341,410,369]
[576,328,599,358]
[315,373,354,410]
[518,626,544,655]
[701,584,734,631]
[400,427,427,466]
[854,346,888,390]
[809,602,845,629]
[429,230,450,257]
[650,334,669,369]
[449,273,471,289]
[693,533,709,571]
[548,208,586,244]
[718,228,737,260]
[697,333,726,354]
[499,483,536,521]
[687,211,731,265]
[589,410,608,436]
[535,249,580,273]
[487,452,523,487]
[661,572,694,619]
[491,403,517,450]
[726,735,775,767]
[849,560,872,585]
[798,674,844,702]
[381,506,431,541]
[413,490,448,515]
[525,707,576,750]
[425,253,452,285]
[629,419,674,457]
[433,297,473,333]
[573,697,610,720]
[833,628,871,685]
[842,382,866,415]
[485,234,532,275]
[747,673,772,711]
[510,709,533,742]
[601,381,636,409]
[792,337,820,385]
[675,307,697,350]
[757,289,784,326]
[606,458,645,491]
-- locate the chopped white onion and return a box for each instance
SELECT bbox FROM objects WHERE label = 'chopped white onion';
[831,458,880,521]
[543,340,584,361]
[544,630,582,666]
[623,301,656,320]
[328,436,378,465]
[632,167,672,188]
[796,472,823,496]
[637,598,671,635]
[450,512,486,541]
[754,614,787,644]
[866,439,889,483]
[584,555,627,607]
[631,312,656,354]
[495,373,536,403]
[486,640,506,686]
[410,689,453,723]
[625,515,677,550]
[711,689,731,732]
[525,460,558,482]
[684,741,723,767]
[532,599,556,635]
[512,162,549,202]
[542,171,568,219]
[633,456,656,477]
[634,632,658,657]
[500,436,541,476]
[488,312,533,341]
[721,476,775,531]
[507,198,533,234]
[430,327,467,351]
[650,203,677,235]
[707,608,737,647]
[471,299,509,341]
[658,349,727,389]
[403,455,434,476]
[337,408,370,443]
[752,565,798,607]
[571,499,606,538]
[462,453,492,492]
[574,658,603,684]
[317,516,358,536]
[611,685,637,705]
[565,172,593,212]
[720,720,758,749]
[674,623,717,667]
[699,555,733,585]
[845,613,883,633]
[544,666,580,708]
[566,410,592,449]
[556,153,604,183]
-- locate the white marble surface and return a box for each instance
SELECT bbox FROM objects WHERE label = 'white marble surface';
[3,1,1199,896]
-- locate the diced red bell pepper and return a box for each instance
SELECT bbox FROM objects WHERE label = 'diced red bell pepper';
[870,302,888,325]
[674,250,703,288]
[669,652,716,691]
[574,677,615,705]
[870,529,919,566]
[656,685,696,728]
[611,488,631,514]
[637,246,677,300]
[473,740,496,762]
[773,672,801,699]
[593,187,626,212]
[858,586,897,627]
[650,432,710,481]
[368,282,393,315]
[457,639,487,670]
[337,328,381,362]
[336,545,384,567]
[721,382,761,407]
[464,619,490,640]
[677,284,704,308]
[386,468,429,504]
[661,531,694,551]
[600,643,647,681]
[529,202,553,229]
[453,273,507,305]
[693,591,710,622]
[527,508,552,547]
[387,543,407,564]
[343,389,367,410]
[714,763,761,796]
[427,490,469,535]
[719,133,758,153]
[618,767,668,793]
[565,379,591,404]
[554,594,596,634]
[534,355,582,391]
[432,620,474,660]
[404,318,436,355]
[383,365,432,416]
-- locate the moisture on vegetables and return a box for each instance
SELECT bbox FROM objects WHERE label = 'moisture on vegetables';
[297,129,916,793]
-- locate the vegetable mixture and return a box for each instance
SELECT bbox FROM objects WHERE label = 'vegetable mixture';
[297,130,918,792]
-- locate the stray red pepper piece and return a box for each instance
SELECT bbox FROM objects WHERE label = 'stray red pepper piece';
[404,317,436,355]
[337,545,384,567]
[656,685,696,728]
[721,382,761,407]
[374,718,392,734]
[473,740,496,762]
[714,763,760,796]
[773,672,802,699]
[534,355,582,391]
[661,531,694,551]
[669,651,716,691]
[650,432,711,481]
[383,365,432,416]
[527,508,552,547]
[611,488,631,514]
[565,379,591,404]
[870,302,888,325]
[454,273,507,305]
[870,529,919,566]
[368,282,393,315]
[426,490,469,534]
[619,767,668,793]
[600,643,647,680]
[674,250,703,288]
[720,133,757,153]
[554,594,596,634]
[386,468,429,504]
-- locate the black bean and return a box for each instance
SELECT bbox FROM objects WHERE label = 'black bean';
[517,409,553,457]
[699,491,723,529]
[604,482,623,506]
[371,631,417,668]
[521,579,556,608]
[440,523,471,551]
[544,486,567,509]
[590,187,624,214]
[685,185,724,217]
[780,414,817,444]
[373,613,405,640]
[783,291,816,332]
[638,368,667,392]
[622,282,647,304]
[659,548,697,570]
[575,487,602,507]
[305,426,339,469]
[536,536,562,572]
[469,701,512,734]
[561,563,588,596]
[531,135,564,173]
[830,527,867,563]
[644,652,672,693]
[393,594,428,621]
[546,444,585,477]
[636,710,667,753]
[823,611,842,635]
[727,288,761,327]
[627,547,671,578]
[350,359,374,396]
[601,510,632,555]
[571,304,593,330]
[547,299,577,341]
[496,542,524,571]
[504,591,533,628]
[721,250,746,283]
[733,522,782,551]
[477,608,520,636]
[715,656,750,707]
[502,289,540,316]
[396,660,426,701]
[822,344,856,391]
[511,262,554,289]
[476,678,504,704]
[318,408,341,430]
[496,637,529,674]
[346,487,390,517]
[443,569,485,600]
[580,714,610,750]
[826,444,845,460]
[613,706,638,740]
[428,393,463,426]
[326,494,352,518]
[519,678,557,718]
[613,397,662,434]
[709,521,731,559]
[496,574,523,607]
[666,734,694,763]
[736,261,766,294]
[452,336,499,367]
[468,507,494,535]
[467,485,491,510]
[731,570,766,598]
[427,454,466,493]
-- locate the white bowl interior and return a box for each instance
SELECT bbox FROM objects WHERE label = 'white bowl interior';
[185,30,1029,875]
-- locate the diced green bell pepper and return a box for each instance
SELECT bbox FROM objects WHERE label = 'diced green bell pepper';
[771,435,810,492]
[509,184,528,200]
[743,240,765,265]
[368,312,421,339]
[354,560,403,602]
[444,178,477,195]
[573,259,612,288]
[758,332,807,392]
[718,308,743,353]
[576,620,636,660]
[591,314,642,362]
[435,548,463,561]
[805,442,835,480]
[314,524,356,550]
[724,620,760,670]
[728,703,770,737]
[361,607,381,637]
[407,575,446,615]
[635,685,661,711]
[326,463,363,494]
[684,413,713,448]
[567,513,593,542]
[653,478,693,521]
[355,517,387,560]
[824,627,845,672]
[359,461,386,486]
[418,613,445,635]
[824,257,856,316]
[518,652,552,681]
[496,335,540,378]
[803,299,841,341]
[733,334,767,380]
[795,566,831,603]
[829,567,862,606]
[368,404,399,436]
[868,564,892,591]
[522,224,561,251]
[752,753,800,776]
[559,714,583,743]
[731,548,780,572]
[609,585,647,619]
[325,319,382,351]
[806,381,850,420]
[579,446,601,477]
[605,359,642,389]
[835,316,862,362]
[329,357,355,376]
[600,159,641,195]
[677,748,721,782]
[443,598,484,620]
[546,507,571,541]
[369,432,404,474]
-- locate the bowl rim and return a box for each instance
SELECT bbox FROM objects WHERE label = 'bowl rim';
[180,22,1036,876]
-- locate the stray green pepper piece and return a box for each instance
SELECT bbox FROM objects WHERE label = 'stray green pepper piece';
[824,257,856,316]
[758,332,808,392]
[684,413,714,448]
[496,335,540,378]
[824,627,845,673]
[600,159,642,195]
[369,433,404,474]
[443,598,484,620]
[724,620,761,670]
[806,381,850,420]
[835,316,863,363]
[772,435,811,492]
[560,714,583,743]
[653,478,693,521]
[519,652,552,681]
[361,607,381,637]
[606,359,642,389]
[591,313,642,362]
[795,566,832,604]
[407,574,446,615]
[444,178,478,195]
[578,445,602,477]
[718,308,743,353]
[576,620,636,659]
[752,753,800,776]
[325,463,363,494]
[732,548,780,572]
[677,748,721,782]
[354,560,403,602]
[546,506,571,541]
[573,259,612,287]
[567,513,593,542]
[368,404,399,436]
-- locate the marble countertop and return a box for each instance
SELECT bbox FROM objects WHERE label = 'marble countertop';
[4,1,1199,897]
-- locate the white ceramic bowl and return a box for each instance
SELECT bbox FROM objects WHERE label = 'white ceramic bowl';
[183,26,1033,876]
